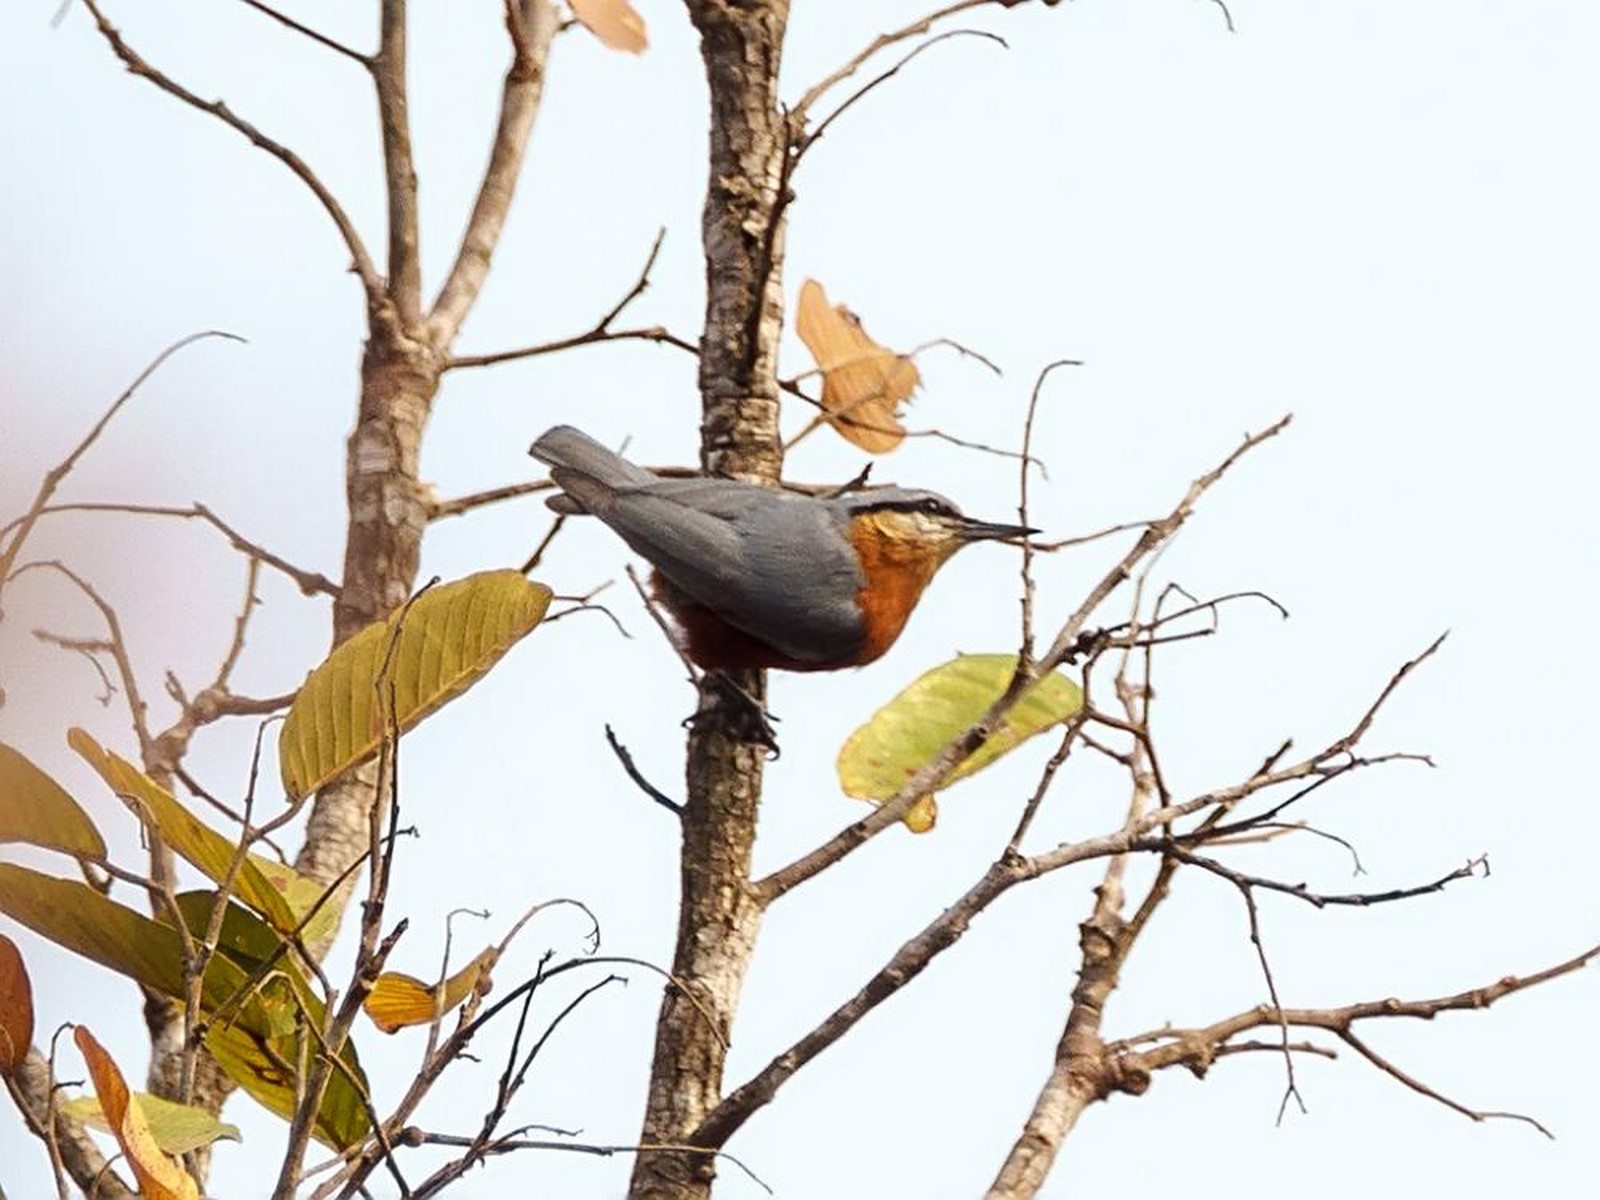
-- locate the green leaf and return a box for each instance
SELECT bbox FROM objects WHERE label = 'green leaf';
[60,1093,242,1155]
[837,654,1083,829]
[168,892,368,1149]
[279,570,552,801]
[205,1021,369,1150]
[0,866,369,1148]
[68,729,306,935]
[0,742,107,860]
[249,858,341,951]
[0,864,279,1035]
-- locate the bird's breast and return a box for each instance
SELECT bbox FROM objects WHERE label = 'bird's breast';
[847,522,943,666]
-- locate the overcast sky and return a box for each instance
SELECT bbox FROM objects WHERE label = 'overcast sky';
[2,2,1598,1197]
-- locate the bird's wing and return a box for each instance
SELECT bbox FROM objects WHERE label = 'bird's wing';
[601,483,866,663]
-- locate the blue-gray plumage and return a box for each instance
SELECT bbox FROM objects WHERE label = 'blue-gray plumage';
[529,425,1034,670]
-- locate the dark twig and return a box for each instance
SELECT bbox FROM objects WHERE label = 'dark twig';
[430,479,554,521]
[1335,1029,1552,1138]
[235,0,372,64]
[604,726,683,816]
[0,331,243,593]
[1018,360,1079,665]
[78,0,381,298]
[800,29,1007,156]
[445,231,690,371]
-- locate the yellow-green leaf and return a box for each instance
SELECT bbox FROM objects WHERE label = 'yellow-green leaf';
[0,933,33,1072]
[60,1093,241,1155]
[279,570,553,801]
[167,894,369,1149]
[68,729,302,934]
[75,1026,201,1200]
[364,948,495,1034]
[0,864,279,1035]
[204,1020,369,1150]
[249,858,340,950]
[0,742,106,860]
[0,866,367,1147]
[837,654,1083,828]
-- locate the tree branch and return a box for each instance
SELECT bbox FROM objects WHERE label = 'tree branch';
[755,415,1292,901]
[0,331,242,596]
[375,0,421,323]
[5,1047,135,1199]
[78,0,381,300]
[428,0,558,341]
[235,0,372,65]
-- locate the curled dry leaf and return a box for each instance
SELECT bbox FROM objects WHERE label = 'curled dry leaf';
[364,948,497,1034]
[74,1026,201,1200]
[570,0,648,53]
[796,278,918,454]
[0,933,33,1072]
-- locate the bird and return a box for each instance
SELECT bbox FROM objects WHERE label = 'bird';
[530,425,1036,673]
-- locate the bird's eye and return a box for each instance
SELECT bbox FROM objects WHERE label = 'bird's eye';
[919,498,947,516]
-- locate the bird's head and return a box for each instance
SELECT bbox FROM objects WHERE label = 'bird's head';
[839,488,1037,568]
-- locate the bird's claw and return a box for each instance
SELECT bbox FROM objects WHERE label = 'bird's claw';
[682,672,781,758]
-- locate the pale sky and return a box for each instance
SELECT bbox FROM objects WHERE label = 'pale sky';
[2,2,1597,1197]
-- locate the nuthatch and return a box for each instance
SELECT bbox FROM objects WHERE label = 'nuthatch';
[530,425,1035,672]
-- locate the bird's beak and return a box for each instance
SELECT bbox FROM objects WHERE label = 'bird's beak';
[955,517,1038,543]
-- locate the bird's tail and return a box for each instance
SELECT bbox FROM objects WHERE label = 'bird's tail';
[529,425,653,515]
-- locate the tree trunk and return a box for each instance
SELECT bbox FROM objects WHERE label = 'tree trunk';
[296,324,441,901]
[630,4,791,1198]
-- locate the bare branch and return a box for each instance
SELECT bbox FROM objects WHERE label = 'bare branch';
[757,416,1292,900]
[0,501,338,597]
[429,479,554,520]
[1018,360,1079,663]
[791,0,1017,121]
[605,724,683,816]
[77,0,381,298]
[375,0,421,322]
[1335,1028,1552,1138]
[800,29,1008,157]
[5,1047,135,1199]
[444,232,691,369]
[1120,943,1600,1130]
[429,0,558,341]
[446,323,701,371]
[234,0,372,65]
[0,331,242,592]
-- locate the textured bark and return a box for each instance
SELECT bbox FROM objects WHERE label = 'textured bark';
[11,1049,136,1199]
[985,876,1137,1200]
[295,324,440,898]
[629,4,791,1198]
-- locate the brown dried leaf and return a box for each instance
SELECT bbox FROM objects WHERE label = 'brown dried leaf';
[571,0,648,53]
[0,933,33,1072]
[796,278,918,454]
[75,1026,200,1200]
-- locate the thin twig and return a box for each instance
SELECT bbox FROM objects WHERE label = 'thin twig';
[235,0,372,64]
[604,725,683,816]
[78,0,381,298]
[0,331,242,592]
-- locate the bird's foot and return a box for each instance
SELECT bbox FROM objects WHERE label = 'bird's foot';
[682,672,781,757]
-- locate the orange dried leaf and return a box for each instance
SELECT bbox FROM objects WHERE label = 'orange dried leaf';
[571,0,648,53]
[0,934,33,1072]
[796,278,917,454]
[364,949,494,1034]
[75,1026,200,1200]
